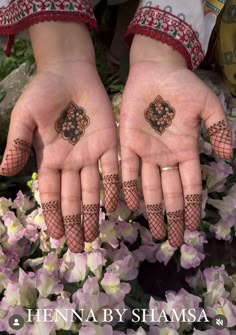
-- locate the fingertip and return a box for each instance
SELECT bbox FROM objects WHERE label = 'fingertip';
[207,120,233,160]
[0,138,31,176]
[103,174,120,213]
[123,180,140,211]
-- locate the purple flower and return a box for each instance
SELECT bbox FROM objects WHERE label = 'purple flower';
[155,240,176,265]
[206,297,236,327]
[180,245,205,269]
[184,230,207,252]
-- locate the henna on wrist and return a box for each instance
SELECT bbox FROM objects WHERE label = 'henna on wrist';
[144,96,175,135]
[207,120,233,159]
[185,194,202,231]
[63,214,84,253]
[41,200,65,239]
[103,174,120,212]
[167,209,184,248]
[146,204,166,240]
[82,204,100,242]
[55,101,90,145]
[0,139,31,176]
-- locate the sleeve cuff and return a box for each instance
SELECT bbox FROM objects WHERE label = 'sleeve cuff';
[125,6,204,70]
[0,0,97,56]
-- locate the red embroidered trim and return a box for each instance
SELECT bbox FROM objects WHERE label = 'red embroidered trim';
[0,0,97,55]
[126,6,204,70]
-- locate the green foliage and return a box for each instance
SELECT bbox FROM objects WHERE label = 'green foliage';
[0,38,35,81]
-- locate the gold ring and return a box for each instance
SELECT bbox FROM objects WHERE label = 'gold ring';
[161,166,179,171]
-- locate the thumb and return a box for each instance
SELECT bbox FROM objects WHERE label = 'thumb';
[0,112,35,176]
[201,93,233,160]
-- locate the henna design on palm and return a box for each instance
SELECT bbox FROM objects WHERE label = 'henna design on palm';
[41,200,65,239]
[55,101,90,145]
[82,204,100,242]
[0,139,31,176]
[144,96,175,135]
[207,120,232,159]
[146,204,166,240]
[185,194,202,231]
[103,174,120,212]
[123,180,139,211]
[63,214,84,253]
[167,209,184,248]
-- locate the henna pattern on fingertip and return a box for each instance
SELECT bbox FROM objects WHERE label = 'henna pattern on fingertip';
[103,174,120,212]
[0,138,31,176]
[185,194,202,231]
[82,204,100,242]
[167,209,184,248]
[146,204,166,240]
[63,214,84,253]
[41,200,65,239]
[55,101,90,145]
[207,120,232,159]
[144,95,175,135]
[123,180,139,211]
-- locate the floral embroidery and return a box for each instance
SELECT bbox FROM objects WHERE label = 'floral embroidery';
[126,6,204,69]
[0,0,96,33]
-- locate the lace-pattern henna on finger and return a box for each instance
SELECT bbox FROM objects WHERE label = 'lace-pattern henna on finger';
[144,95,175,135]
[55,101,90,145]
[146,204,166,240]
[185,194,202,231]
[82,204,100,242]
[63,214,84,253]
[167,210,184,248]
[103,174,120,212]
[0,139,31,176]
[207,120,233,159]
[41,201,65,239]
[123,180,139,211]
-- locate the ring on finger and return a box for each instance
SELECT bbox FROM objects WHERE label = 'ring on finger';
[161,166,179,172]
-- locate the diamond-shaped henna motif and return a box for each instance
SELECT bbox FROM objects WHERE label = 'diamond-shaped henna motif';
[144,96,176,135]
[55,101,90,145]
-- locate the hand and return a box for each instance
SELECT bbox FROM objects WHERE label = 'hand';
[120,36,233,247]
[0,23,119,253]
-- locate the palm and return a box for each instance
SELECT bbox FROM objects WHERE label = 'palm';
[120,62,232,247]
[1,63,119,252]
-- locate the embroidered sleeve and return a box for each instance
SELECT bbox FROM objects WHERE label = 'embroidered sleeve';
[0,0,97,55]
[126,0,226,69]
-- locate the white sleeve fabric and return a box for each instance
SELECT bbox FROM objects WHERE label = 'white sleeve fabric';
[126,0,226,69]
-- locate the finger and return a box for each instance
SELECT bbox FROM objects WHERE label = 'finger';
[0,118,34,176]
[39,168,65,239]
[101,148,119,212]
[81,165,100,242]
[179,159,202,231]
[121,147,140,211]
[61,170,84,253]
[202,94,233,160]
[142,162,166,240]
[161,167,184,248]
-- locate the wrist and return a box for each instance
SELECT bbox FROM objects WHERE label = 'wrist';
[29,21,95,71]
[130,35,187,69]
